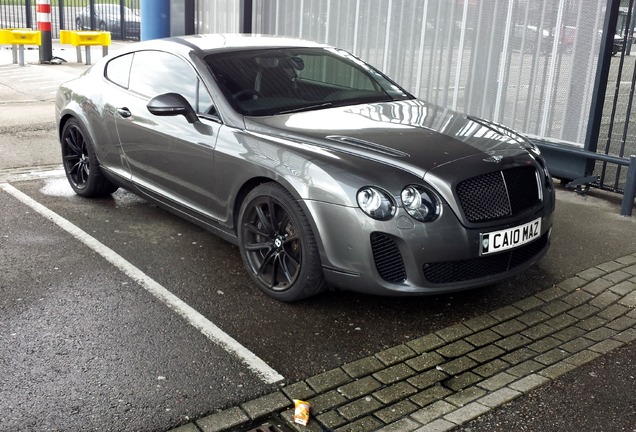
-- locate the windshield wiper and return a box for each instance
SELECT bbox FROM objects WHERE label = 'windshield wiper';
[276,102,333,115]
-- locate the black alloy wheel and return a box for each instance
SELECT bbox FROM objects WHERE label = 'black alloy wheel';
[61,118,118,197]
[238,183,325,301]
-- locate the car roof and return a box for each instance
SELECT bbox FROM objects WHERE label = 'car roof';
[123,34,332,57]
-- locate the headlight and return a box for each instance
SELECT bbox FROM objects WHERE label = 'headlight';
[401,185,440,222]
[357,187,395,221]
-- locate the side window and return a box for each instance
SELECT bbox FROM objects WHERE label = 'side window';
[128,50,215,115]
[105,53,133,88]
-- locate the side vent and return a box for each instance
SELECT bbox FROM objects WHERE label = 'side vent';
[370,232,407,283]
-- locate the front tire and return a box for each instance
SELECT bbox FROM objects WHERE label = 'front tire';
[238,183,326,301]
[61,118,118,197]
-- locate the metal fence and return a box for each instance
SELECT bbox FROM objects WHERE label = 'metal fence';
[0,0,140,40]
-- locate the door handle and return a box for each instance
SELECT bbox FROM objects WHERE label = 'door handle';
[117,107,132,118]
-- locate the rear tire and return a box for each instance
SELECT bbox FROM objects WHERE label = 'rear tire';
[238,183,326,301]
[61,118,118,197]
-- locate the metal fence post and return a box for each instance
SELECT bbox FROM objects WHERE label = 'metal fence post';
[621,156,636,217]
[240,0,253,34]
[25,0,33,29]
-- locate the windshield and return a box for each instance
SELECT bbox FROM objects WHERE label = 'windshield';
[205,47,413,116]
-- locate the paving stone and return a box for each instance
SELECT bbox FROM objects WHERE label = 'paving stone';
[568,304,600,320]
[281,410,325,432]
[502,347,535,365]
[536,286,568,302]
[436,340,474,359]
[496,334,531,351]
[585,327,618,341]
[410,400,456,424]
[478,387,521,408]
[338,376,383,400]
[435,323,473,343]
[491,319,527,337]
[624,263,636,275]
[564,349,602,367]
[521,323,554,340]
[478,372,516,391]
[197,407,250,432]
[603,270,632,284]
[577,316,608,331]
[410,385,453,407]
[241,391,291,420]
[444,372,481,391]
[589,339,624,354]
[437,356,477,375]
[335,416,383,432]
[376,418,421,432]
[406,352,446,372]
[408,369,448,390]
[577,267,607,281]
[489,305,523,322]
[528,336,562,353]
[535,348,570,365]
[376,345,417,366]
[539,360,578,379]
[557,276,587,292]
[513,296,545,311]
[507,360,544,377]
[465,329,501,347]
[552,326,587,342]
[596,260,626,273]
[374,400,419,424]
[310,390,348,413]
[316,410,348,429]
[544,313,579,331]
[445,386,487,407]
[468,345,506,363]
[589,291,621,309]
[407,334,446,354]
[338,396,383,421]
[374,382,419,405]
[473,359,510,378]
[517,310,551,326]
[463,315,499,332]
[613,328,636,343]
[343,356,385,379]
[170,424,200,432]
[509,374,550,393]
[373,363,417,385]
[610,280,636,296]
[598,303,630,320]
[306,368,351,393]
[560,336,595,354]
[619,291,636,308]
[541,300,572,317]
[606,316,636,331]
[413,418,457,432]
[282,381,316,401]
[582,278,614,296]
[562,290,594,307]
[616,255,636,265]
[443,402,490,425]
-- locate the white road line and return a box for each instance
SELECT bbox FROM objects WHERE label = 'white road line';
[0,183,284,384]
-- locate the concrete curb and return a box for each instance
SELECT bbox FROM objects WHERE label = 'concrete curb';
[170,253,636,432]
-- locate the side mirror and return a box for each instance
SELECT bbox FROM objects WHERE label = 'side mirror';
[147,92,199,124]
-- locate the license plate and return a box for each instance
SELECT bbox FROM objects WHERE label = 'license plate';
[480,218,541,255]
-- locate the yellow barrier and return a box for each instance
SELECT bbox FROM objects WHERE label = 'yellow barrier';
[0,29,42,66]
[59,30,111,65]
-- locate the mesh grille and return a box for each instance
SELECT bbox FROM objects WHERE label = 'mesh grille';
[456,166,540,223]
[422,233,548,284]
[370,233,407,283]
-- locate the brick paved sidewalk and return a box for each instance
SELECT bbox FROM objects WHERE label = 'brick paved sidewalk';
[170,254,636,432]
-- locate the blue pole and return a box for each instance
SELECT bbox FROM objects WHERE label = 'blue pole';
[141,0,170,41]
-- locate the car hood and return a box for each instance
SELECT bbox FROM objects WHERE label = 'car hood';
[244,99,531,178]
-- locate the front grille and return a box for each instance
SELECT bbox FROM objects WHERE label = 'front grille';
[422,233,549,284]
[456,166,540,223]
[370,232,407,283]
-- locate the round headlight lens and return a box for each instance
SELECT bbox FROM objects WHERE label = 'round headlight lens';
[401,185,440,222]
[357,187,395,221]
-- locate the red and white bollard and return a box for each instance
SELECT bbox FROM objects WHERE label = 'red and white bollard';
[36,0,53,63]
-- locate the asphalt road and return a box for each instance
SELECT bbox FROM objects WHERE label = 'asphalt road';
[1,43,636,432]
